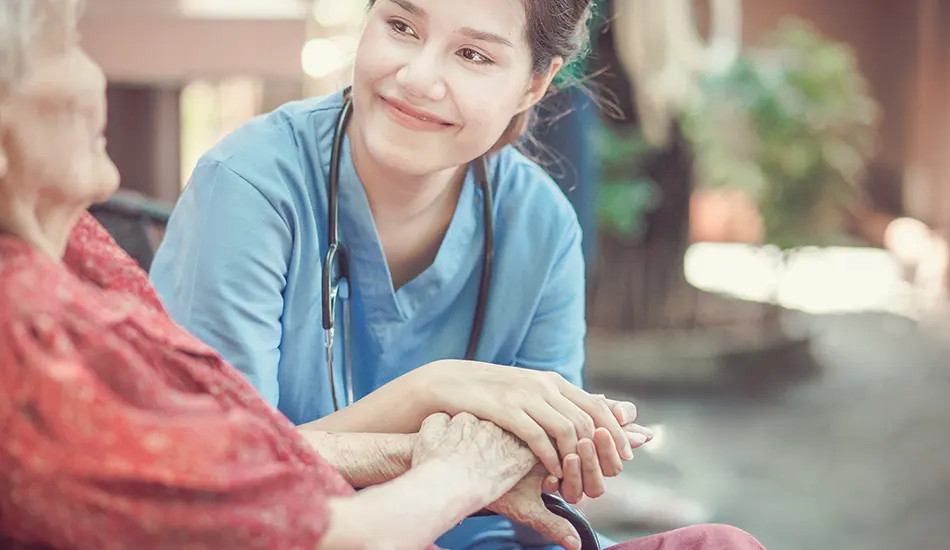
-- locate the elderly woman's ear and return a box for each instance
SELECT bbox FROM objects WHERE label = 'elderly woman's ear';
[0,94,8,180]
[0,106,12,183]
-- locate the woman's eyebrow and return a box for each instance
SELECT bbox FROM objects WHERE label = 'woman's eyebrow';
[388,0,514,48]
[459,27,513,48]
[389,0,425,17]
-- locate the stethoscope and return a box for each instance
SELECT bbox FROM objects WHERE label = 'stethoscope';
[322,92,495,412]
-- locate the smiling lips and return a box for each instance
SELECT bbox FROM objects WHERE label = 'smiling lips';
[382,96,454,131]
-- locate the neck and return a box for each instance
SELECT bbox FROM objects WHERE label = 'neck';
[0,183,85,259]
[348,124,466,226]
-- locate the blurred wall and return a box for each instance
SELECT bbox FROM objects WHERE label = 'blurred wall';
[80,18,307,84]
[87,0,950,243]
[79,1,308,202]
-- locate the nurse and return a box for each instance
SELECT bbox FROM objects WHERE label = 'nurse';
[151,0,642,547]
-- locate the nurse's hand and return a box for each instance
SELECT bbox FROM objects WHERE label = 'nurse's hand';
[417,360,637,479]
[552,396,653,503]
[554,421,654,503]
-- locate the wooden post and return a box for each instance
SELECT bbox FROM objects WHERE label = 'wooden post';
[105,85,182,204]
[907,0,950,237]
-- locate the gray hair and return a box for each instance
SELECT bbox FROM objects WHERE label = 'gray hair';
[0,0,81,100]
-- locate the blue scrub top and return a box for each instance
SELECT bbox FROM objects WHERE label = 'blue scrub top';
[150,89,587,549]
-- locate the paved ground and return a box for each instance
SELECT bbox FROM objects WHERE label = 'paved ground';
[588,311,950,550]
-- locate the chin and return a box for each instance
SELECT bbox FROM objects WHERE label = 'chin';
[91,185,118,204]
[83,178,120,205]
[362,127,444,177]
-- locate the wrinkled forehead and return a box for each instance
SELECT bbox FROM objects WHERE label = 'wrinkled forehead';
[0,0,84,97]
[11,49,106,122]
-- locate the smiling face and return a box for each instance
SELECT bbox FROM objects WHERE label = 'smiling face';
[350,0,561,177]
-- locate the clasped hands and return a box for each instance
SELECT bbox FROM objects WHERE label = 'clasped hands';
[411,362,653,549]
[419,360,653,502]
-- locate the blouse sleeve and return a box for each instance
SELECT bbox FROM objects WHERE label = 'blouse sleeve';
[0,315,338,550]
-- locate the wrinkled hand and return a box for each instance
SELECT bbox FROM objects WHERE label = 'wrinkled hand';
[412,412,535,503]
[419,360,635,478]
[489,465,583,550]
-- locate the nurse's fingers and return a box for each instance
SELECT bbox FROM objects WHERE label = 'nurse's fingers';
[561,385,633,461]
[560,454,584,504]
[578,438,607,499]
[547,393,596,441]
[624,423,654,450]
[596,395,638,426]
[524,400,580,461]
[614,402,637,426]
[593,427,624,477]
[505,410,562,478]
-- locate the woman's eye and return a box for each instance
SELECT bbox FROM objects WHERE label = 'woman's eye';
[388,19,417,38]
[458,48,493,65]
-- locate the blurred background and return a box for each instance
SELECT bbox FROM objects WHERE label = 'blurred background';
[82,1,950,548]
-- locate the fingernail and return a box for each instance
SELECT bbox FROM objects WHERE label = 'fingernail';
[622,443,634,460]
[555,464,563,478]
[564,535,580,550]
[630,433,648,445]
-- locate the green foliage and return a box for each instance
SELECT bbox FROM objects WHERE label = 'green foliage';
[681,18,879,249]
[596,125,660,241]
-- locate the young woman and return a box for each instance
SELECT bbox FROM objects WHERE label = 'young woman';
[151,1,646,547]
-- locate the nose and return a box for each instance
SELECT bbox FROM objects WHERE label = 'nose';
[395,47,447,102]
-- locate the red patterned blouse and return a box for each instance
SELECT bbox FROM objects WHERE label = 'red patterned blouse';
[0,213,354,549]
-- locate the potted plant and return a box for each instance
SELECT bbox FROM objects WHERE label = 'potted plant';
[682,18,880,250]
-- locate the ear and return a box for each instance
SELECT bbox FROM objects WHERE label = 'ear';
[516,55,565,112]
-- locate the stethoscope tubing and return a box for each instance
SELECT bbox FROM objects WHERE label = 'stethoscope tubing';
[323,91,494,412]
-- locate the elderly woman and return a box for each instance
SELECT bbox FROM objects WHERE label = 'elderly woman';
[0,1,767,549]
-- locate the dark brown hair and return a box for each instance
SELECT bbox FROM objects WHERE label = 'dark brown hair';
[365,0,593,151]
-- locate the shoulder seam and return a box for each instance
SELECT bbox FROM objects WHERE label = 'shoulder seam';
[197,158,293,235]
